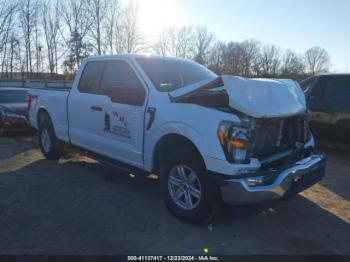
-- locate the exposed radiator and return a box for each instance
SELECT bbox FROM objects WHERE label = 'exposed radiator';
[251,115,305,159]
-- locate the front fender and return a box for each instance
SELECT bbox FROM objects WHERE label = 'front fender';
[144,121,212,171]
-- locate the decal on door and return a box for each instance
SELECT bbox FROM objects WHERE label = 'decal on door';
[104,111,131,139]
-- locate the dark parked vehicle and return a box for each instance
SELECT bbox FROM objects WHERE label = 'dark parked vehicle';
[301,74,350,146]
[0,88,30,134]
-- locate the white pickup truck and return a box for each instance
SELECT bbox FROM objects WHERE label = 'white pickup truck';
[28,55,325,223]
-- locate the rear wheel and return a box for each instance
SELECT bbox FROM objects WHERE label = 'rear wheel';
[160,148,219,224]
[38,116,64,160]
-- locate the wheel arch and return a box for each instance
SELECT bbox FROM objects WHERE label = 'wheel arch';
[37,107,52,128]
[151,133,206,175]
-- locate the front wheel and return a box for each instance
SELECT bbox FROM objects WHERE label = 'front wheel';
[160,148,219,224]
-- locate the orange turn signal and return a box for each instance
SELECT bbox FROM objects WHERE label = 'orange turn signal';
[230,140,249,149]
[218,131,226,145]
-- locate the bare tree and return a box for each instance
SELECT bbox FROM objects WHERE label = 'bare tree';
[152,28,171,56]
[259,44,281,77]
[33,15,44,77]
[0,0,334,81]
[193,25,214,65]
[0,0,16,35]
[280,49,305,77]
[208,40,261,76]
[104,0,121,54]
[305,46,330,75]
[19,0,39,77]
[222,41,244,75]
[0,0,17,77]
[120,1,142,54]
[8,34,20,77]
[208,40,226,74]
[61,0,92,71]
[171,26,194,58]
[240,39,261,77]
[151,26,195,58]
[42,0,61,76]
[87,0,108,55]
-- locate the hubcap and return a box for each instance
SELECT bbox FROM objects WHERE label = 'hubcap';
[168,165,202,210]
[41,128,51,153]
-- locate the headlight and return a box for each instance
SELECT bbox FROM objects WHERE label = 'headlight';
[217,121,251,163]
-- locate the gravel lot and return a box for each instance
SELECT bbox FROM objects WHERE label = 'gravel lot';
[0,134,349,255]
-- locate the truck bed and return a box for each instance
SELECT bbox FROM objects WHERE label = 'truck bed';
[0,79,72,89]
[28,87,70,142]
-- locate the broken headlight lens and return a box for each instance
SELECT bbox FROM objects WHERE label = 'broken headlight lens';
[217,122,250,163]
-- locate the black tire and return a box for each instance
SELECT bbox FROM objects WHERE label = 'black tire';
[160,148,220,224]
[38,116,64,160]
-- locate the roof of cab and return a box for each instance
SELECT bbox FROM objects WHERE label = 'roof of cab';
[301,73,350,83]
[82,54,192,63]
[312,73,350,78]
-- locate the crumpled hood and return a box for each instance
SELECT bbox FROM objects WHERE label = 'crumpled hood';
[169,75,306,118]
[221,75,306,118]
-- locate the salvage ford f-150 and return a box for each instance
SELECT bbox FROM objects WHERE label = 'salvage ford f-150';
[28,55,326,223]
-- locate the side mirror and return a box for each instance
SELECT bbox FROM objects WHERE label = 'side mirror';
[109,86,145,106]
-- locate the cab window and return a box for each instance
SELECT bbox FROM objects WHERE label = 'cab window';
[100,60,145,106]
[78,61,105,93]
[323,76,350,112]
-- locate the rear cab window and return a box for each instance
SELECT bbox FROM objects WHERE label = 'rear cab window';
[78,61,105,93]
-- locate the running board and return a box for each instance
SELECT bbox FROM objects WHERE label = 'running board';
[73,145,149,177]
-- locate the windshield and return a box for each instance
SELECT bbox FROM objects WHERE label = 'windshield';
[0,90,27,103]
[300,77,317,92]
[136,58,217,92]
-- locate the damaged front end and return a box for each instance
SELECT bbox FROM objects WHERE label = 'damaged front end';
[169,75,313,167]
[169,75,326,203]
[216,107,325,205]
[216,114,313,167]
[249,114,313,169]
[169,75,325,203]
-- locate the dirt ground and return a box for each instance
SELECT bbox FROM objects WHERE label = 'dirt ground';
[0,134,349,255]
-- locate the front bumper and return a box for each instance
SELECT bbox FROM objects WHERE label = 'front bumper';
[220,153,326,204]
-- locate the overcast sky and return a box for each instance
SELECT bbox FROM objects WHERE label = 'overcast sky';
[133,0,350,72]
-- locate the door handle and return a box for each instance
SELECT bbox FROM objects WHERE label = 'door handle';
[146,107,156,130]
[90,105,103,111]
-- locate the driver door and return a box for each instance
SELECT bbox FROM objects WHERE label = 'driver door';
[97,59,147,167]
